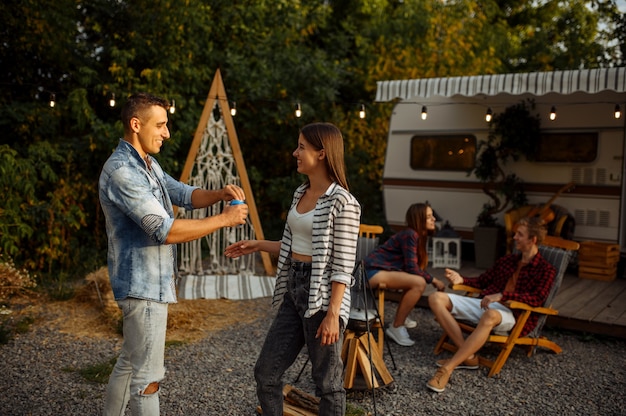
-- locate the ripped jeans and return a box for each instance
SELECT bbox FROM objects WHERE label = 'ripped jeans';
[255,261,346,416]
[104,298,168,416]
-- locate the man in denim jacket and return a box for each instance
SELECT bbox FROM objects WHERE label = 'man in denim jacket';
[99,92,248,415]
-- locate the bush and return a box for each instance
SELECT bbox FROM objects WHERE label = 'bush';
[0,254,37,303]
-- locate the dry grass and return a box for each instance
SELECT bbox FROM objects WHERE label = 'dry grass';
[40,267,271,343]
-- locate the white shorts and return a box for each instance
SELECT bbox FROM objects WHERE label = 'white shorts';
[448,293,516,335]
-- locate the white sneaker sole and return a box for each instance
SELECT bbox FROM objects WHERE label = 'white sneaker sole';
[404,318,417,329]
[385,328,415,347]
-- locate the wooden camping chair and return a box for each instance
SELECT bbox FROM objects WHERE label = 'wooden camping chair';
[341,224,394,389]
[433,235,580,377]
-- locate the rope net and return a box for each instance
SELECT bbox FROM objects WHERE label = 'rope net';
[178,103,258,277]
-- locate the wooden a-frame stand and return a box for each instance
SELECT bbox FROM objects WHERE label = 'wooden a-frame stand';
[342,330,394,390]
[179,69,273,276]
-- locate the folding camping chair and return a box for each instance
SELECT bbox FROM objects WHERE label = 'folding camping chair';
[433,235,579,377]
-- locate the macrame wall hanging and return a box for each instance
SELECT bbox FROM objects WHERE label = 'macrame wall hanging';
[177,69,274,300]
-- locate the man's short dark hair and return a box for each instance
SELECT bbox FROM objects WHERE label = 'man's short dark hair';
[121,93,170,133]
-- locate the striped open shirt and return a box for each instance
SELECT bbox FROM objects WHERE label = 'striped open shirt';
[272,182,361,326]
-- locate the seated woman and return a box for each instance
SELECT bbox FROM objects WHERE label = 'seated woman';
[363,203,445,346]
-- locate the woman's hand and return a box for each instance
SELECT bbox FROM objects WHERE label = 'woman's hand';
[432,278,446,292]
[224,240,258,258]
[316,313,340,346]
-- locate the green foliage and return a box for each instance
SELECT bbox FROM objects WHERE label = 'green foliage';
[0,0,623,281]
[472,100,541,225]
[78,356,118,384]
[0,254,38,302]
[0,310,36,345]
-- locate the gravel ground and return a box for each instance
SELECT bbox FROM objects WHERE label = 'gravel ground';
[1,298,625,416]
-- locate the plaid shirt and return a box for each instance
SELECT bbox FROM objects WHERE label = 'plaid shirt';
[363,229,434,284]
[463,251,556,336]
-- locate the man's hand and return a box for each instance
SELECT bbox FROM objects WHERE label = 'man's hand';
[221,184,245,202]
[221,202,248,227]
[444,268,463,285]
[480,293,503,309]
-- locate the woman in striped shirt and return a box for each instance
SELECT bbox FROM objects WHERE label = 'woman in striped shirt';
[225,122,361,416]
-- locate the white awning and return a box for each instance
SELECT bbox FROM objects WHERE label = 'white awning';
[375,67,626,102]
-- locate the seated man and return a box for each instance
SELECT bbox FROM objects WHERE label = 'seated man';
[427,216,556,392]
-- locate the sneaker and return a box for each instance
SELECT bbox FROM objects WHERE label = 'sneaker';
[385,325,415,347]
[426,367,451,393]
[404,317,417,329]
[436,355,479,370]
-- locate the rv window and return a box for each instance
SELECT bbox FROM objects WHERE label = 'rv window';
[535,133,598,163]
[410,135,476,171]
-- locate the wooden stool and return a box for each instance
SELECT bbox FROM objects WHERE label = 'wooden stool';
[341,329,394,390]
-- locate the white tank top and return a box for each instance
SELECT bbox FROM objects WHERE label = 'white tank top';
[287,207,314,256]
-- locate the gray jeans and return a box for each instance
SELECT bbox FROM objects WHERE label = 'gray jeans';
[254,261,346,416]
[104,298,167,416]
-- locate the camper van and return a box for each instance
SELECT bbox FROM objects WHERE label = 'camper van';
[376,68,626,250]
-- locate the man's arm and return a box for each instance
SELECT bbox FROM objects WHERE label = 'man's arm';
[191,184,245,208]
[165,204,248,244]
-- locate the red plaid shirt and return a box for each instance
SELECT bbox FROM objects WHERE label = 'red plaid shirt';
[462,251,556,336]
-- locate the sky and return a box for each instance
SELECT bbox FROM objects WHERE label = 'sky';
[618,0,626,12]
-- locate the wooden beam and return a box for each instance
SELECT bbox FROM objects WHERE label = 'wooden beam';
[179,69,274,276]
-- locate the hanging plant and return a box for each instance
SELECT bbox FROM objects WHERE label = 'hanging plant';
[471,99,541,226]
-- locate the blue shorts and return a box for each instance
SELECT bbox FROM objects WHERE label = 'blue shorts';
[365,268,381,280]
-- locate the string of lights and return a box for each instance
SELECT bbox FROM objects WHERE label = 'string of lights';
[43,92,623,121]
[44,92,373,119]
[396,100,624,121]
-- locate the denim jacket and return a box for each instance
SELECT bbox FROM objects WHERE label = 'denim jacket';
[99,140,197,303]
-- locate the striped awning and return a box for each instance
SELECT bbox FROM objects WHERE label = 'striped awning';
[375,67,626,102]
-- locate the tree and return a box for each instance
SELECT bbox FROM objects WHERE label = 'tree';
[0,0,623,283]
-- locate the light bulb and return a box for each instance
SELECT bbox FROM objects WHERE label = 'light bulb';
[295,103,302,118]
[49,93,56,108]
[421,105,427,120]
[230,101,237,117]
[359,104,366,119]
[485,107,493,123]
[109,93,116,108]
[169,99,176,114]
[614,104,621,119]
[549,106,556,121]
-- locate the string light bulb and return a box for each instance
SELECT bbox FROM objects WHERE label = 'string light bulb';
[614,104,621,119]
[169,100,176,114]
[230,101,237,117]
[49,93,56,108]
[421,105,427,120]
[549,106,557,121]
[359,104,366,119]
[485,107,493,123]
[109,93,116,108]
[295,103,302,118]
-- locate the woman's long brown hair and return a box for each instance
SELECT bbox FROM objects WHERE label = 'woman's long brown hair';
[300,122,349,191]
[405,203,433,269]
